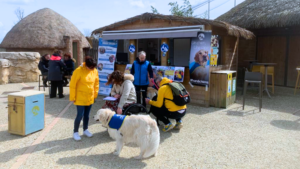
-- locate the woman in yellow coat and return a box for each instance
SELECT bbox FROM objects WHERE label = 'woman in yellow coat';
[69,57,99,141]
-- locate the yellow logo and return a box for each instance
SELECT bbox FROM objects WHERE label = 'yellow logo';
[32,106,39,116]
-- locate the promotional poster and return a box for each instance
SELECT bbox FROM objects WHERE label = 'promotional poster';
[125,64,185,82]
[189,32,212,86]
[98,38,118,96]
[125,64,132,74]
[211,35,219,67]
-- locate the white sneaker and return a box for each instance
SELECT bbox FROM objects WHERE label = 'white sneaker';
[73,132,81,141]
[83,129,93,137]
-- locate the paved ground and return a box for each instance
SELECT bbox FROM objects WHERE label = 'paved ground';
[0,82,299,169]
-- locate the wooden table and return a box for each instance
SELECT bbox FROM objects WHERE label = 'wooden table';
[253,63,277,98]
[244,60,258,71]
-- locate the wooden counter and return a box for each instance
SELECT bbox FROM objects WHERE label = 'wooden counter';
[115,64,227,107]
[210,70,237,108]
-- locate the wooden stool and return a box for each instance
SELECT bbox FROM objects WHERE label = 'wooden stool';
[260,66,275,94]
[295,67,300,95]
[251,65,262,72]
[38,75,48,91]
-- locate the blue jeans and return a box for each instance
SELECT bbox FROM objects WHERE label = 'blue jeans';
[74,105,92,133]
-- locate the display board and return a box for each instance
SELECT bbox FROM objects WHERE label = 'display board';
[189,32,212,86]
[97,38,118,96]
[125,64,185,82]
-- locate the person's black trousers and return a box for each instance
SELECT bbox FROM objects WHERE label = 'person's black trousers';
[135,85,148,107]
[150,105,186,125]
[50,81,63,98]
[41,72,48,85]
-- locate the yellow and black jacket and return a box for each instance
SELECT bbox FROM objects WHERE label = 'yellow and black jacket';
[149,78,186,112]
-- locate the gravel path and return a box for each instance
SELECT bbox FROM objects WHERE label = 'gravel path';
[0,83,299,169]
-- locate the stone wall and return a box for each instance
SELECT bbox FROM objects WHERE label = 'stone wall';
[0,59,10,84]
[5,48,54,56]
[0,52,40,84]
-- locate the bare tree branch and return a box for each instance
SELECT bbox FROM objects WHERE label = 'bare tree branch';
[15,7,24,21]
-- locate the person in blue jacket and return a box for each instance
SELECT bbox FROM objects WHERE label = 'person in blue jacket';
[130,51,153,108]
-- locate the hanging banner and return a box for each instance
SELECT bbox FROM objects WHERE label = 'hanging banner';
[189,32,212,86]
[211,35,219,67]
[210,54,218,66]
[124,64,185,82]
[97,38,118,96]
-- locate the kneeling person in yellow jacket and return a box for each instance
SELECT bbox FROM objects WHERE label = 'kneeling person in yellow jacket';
[145,76,187,132]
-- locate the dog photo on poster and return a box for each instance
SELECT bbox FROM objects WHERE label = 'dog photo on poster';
[189,32,212,86]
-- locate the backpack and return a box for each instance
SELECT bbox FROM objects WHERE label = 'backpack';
[165,82,190,106]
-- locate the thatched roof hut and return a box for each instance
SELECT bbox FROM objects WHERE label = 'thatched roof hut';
[216,0,300,87]
[1,8,89,49]
[92,12,254,39]
[0,8,89,65]
[92,12,255,107]
[216,0,300,29]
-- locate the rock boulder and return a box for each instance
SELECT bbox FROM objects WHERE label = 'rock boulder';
[0,52,41,84]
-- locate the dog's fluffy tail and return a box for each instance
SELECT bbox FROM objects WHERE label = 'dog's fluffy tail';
[142,119,160,158]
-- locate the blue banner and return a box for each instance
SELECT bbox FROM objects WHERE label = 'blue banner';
[97,38,118,96]
[189,32,212,86]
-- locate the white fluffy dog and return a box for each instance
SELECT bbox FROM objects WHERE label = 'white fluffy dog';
[94,108,160,159]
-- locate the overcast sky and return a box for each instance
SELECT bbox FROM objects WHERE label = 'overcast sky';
[0,0,245,43]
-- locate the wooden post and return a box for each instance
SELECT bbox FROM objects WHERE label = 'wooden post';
[161,38,169,66]
[229,37,239,70]
[63,35,72,58]
[77,40,83,66]
[129,39,137,64]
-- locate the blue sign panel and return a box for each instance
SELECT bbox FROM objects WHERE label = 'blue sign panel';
[129,44,135,53]
[160,43,169,53]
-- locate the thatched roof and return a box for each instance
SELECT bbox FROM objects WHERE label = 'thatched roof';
[216,0,300,29]
[92,13,254,39]
[0,8,89,49]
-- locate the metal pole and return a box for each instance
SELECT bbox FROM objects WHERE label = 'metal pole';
[234,0,236,6]
[208,0,210,19]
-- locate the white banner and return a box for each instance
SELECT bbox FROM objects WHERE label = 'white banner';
[97,38,118,96]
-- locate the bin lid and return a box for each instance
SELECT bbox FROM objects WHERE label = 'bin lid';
[8,90,45,97]
[212,70,236,74]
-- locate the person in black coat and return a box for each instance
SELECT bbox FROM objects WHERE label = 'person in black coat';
[38,54,50,86]
[63,53,76,86]
[48,50,67,98]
